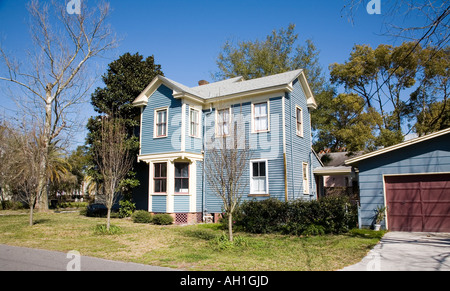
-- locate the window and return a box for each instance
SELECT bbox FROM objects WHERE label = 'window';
[217,108,230,136]
[175,162,189,193]
[189,108,200,137]
[154,163,167,193]
[296,106,303,137]
[250,160,268,194]
[253,102,269,132]
[302,162,309,194]
[155,108,168,137]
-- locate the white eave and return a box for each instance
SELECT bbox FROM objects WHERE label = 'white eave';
[313,166,352,176]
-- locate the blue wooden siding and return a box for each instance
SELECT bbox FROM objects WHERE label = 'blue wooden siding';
[358,133,450,227]
[196,161,203,212]
[152,195,167,213]
[141,85,182,155]
[285,79,316,200]
[173,196,190,212]
[204,95,288,213]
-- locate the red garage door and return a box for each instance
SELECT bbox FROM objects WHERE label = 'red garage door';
[385,174,450,232]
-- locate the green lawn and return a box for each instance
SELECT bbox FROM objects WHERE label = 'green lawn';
[0,211,384,271]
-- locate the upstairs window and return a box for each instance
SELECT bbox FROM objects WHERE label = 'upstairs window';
[253,102,269,132]
[189,108,200,137]
[155,108,168,137]
[217,108,230,136]
[296,106,303,137]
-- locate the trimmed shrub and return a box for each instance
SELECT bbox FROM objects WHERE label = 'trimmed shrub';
[235,196,357,236]
[152,214,174,225]
[132,210,153,223]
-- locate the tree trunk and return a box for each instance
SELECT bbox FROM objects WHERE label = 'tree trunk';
[228,212,233,242]
[106,207,111,231]
[37,85,53,211]
[29,204,34,226]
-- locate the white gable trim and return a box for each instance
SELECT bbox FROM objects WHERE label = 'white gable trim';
[297,71,317,110]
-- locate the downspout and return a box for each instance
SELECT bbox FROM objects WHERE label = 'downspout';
[282,94,288,202]
[289,92,295,200]
[309,109,314,201]
[202,104,213,221]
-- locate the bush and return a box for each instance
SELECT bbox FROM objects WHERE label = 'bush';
[119,200,136,218]
[132,210,153,223]
[235,196,357,236]
[1,200,26,210]
[152,214,174,225]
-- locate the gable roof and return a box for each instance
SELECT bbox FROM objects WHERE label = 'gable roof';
[345,127,450,166]
[132,69,317,108]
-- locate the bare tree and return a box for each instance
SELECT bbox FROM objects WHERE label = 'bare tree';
[342,0,449,49]
[205,106,252,241]
[0,0,117,210]
[92,117,133,231]
[0,122,45,226]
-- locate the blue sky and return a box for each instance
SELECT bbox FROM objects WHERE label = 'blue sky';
[0,0,416,147]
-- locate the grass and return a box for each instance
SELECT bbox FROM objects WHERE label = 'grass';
[0,210,385,271]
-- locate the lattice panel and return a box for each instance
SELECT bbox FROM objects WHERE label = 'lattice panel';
[175,213,188,224]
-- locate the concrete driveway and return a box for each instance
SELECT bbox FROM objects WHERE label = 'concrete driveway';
[341,232,450,271]
[0,244,177,271]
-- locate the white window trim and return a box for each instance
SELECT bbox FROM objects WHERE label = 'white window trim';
[251,101,270,133]
[215,107,232,137]
[302,162,310,194]
[249,159,269,195]
[295,105,304,137]
[189,107,201,138]
[153,106,169,138]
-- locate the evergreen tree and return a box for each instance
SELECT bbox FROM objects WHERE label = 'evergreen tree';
[87,52,163,198]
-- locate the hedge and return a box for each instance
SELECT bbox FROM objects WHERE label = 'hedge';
[234,196,358,235]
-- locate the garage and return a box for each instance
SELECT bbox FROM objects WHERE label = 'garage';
[345,127,450,231]
[385,174,450,232]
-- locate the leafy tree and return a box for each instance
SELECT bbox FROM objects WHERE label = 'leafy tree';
[214,23,326,95]
[87,52,163,199]
[330,42,420,136]
[409,46,450,135]
[313,93,382,152]
[90,52,163,118]
[330,42,449,146]
[415,100,450,135]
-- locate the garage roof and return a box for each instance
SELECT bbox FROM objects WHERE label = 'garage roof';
[345,127,450,166]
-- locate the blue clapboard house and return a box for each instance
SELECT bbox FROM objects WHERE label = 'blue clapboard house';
[131,69,323,224]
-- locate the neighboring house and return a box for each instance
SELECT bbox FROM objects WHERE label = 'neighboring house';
[131,69,322,224]
[314,151,361,198]
[346,127,450,232]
